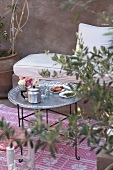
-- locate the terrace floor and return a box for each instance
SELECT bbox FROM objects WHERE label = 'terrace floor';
[0,98,113,170]
[0,98,97,170]
[0,98,15,108]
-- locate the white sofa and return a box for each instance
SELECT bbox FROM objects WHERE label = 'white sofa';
[13,23,113,86]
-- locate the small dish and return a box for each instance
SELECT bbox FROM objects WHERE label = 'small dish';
[63,85,71,90]
[50,85,65,93]
[50,84,71,93]
[59,90,75,98]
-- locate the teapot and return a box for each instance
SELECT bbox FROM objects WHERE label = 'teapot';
[21,86,41,104]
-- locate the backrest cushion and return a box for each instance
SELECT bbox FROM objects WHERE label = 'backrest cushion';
[76,23,113,52]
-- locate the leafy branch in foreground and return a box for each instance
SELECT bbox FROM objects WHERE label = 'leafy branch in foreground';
[0,111,63,158]
[28,110,63,158]
[52,37,113,154]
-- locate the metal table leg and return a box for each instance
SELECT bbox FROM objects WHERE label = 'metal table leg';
[46,109,48,125]
[75,102,80,160]
[70,104,71,114]
[17,105,24,127]
[21,107,24,126]
[17,104,21,127]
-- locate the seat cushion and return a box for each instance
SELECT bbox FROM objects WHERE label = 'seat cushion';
[13,53,79,83]
[74,23,113,84]
[76,23,113,52]
[14,53,62,78]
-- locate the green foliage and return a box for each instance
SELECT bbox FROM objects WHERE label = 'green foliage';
[52,70,58,77]
[0,50,10,57]
[52,35,113,154]
[8,3,18,12]
[28,110,62,158]
[0,117,23,149]
[97,11,113,26]
[60,0,94,23]
[61,0,94,11]
[38,67,58,78]
[0,111,63,158]
[44,50,50,55]
[0,16,8,40]
[39,69,50,77]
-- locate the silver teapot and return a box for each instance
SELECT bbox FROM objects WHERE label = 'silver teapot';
[21,86,41,104]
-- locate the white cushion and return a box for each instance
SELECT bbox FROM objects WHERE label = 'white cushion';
[13,23,113,85]
[13,53,78,83]
[76,23,113,52]
[75,23,113,84]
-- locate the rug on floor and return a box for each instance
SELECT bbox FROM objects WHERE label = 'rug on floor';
[0,104,96,170]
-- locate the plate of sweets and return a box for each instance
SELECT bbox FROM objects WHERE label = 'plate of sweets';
[50,85,65,93]
[50,84,71,93]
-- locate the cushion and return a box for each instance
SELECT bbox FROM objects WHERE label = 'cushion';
[76,23,113,52]
[13,53,78,83]
[75,23,113,84]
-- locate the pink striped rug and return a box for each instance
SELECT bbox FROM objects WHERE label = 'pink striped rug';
[0,104,96,170]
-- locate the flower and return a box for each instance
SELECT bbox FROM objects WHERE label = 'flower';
[18,77,39,87]
[25,77,32,87]
[18,79,26,86]
[32,78,39,86]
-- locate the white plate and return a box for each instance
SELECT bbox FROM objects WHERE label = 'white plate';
[63,85,71,90]
[50,85,70,94]
[59,90,75,98]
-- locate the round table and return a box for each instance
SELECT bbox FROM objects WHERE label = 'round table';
[8,81,82,125]
[8,81,82,160]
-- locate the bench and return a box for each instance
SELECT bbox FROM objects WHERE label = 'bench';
[12,23,113,87]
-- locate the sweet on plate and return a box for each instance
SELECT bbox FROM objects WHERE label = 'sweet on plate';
[50,86,64,93]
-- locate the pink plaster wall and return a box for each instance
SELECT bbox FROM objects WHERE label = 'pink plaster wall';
[1,0,113,58]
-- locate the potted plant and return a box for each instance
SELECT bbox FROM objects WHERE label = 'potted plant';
[0,0,29,98]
